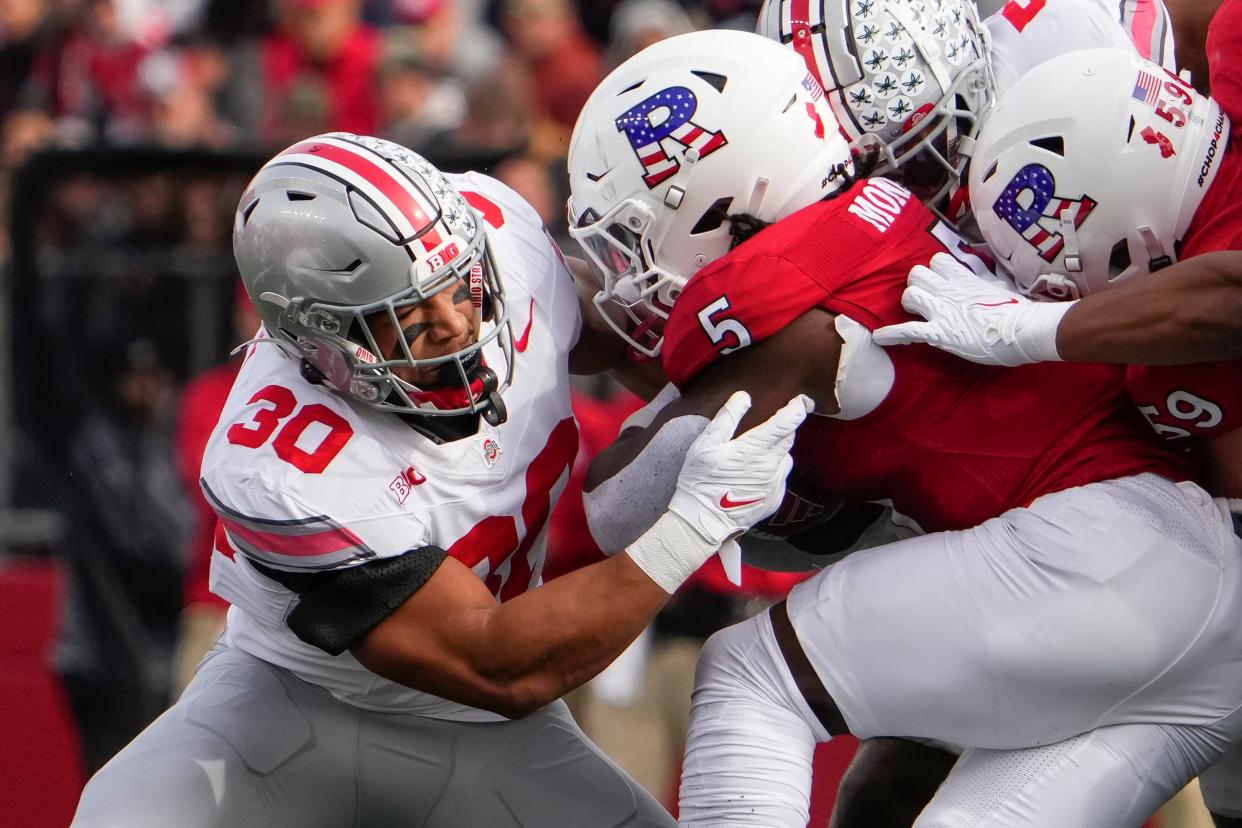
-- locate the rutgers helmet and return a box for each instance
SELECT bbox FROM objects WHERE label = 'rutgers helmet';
[567,29,853,356]
[970,49,1228,299]
[233,133,512,428]
[758,0,994,210]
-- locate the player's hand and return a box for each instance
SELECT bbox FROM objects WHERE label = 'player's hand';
[872,253,1072,366]
[625,392,811,593]
[669,392,811,549]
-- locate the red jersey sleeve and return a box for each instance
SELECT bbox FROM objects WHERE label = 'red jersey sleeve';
[662,178,941,388]
[663,252,826,388]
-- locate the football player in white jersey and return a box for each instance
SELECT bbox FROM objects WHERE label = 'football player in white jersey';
[70,132,812,828]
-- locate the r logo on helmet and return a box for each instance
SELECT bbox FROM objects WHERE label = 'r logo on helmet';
[615,86,727,188]
[993,163,1096,263]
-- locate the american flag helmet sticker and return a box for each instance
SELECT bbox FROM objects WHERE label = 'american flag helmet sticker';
[1131,70,1162,107]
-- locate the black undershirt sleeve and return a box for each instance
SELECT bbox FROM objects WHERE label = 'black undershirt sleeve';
[251,546,449,656]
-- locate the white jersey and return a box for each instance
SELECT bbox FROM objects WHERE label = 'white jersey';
[200,173,581,720]
[985,0,1177,94]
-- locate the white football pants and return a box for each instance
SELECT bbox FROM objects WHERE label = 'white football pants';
[73,644,675,828]
[679,474,1242,827]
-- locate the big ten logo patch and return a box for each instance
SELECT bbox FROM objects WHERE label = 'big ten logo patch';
[615,86,727,188]
[389,465,427,505]
[992,163,1095,262]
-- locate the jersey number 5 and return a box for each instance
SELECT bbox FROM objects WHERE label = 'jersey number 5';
[226,384,354,473]
[698,296,753,354]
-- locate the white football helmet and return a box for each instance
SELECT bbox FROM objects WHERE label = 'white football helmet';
[567,29,854,356]
[970,49,1228,299]
[233,132,513,428]
[758,0,995,210]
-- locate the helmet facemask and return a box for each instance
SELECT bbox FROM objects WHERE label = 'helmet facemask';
[758,0,997,229]
[881,58,995,217]
[568,197,680,357]
[263,220,513,424]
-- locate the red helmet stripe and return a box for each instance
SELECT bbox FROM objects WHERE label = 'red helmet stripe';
[276,139,444,252]
[788,0,853,145]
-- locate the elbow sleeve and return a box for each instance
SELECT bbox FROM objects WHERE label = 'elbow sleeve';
[254,548,448,655]
[584,414,708,554]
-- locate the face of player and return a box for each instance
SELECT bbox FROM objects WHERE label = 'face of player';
[368,278,477,386]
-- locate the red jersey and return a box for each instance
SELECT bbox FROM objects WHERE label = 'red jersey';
[1208,0,1242,141]
[663,178,1186,533]
[1126,9,1242,444]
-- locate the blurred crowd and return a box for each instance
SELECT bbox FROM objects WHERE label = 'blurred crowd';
[0,0,772,256]
[0,0,825,810]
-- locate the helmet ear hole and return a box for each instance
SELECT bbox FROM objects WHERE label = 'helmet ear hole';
[240,197,261,226]
[1107,239,1131,279]
[691,70,728,93]
[1028,136,1065,156]
[690,197,734,235]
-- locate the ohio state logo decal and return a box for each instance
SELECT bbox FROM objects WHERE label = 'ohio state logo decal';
[992,163,1096,262]
[481,436,502,468]
[615,86,727,188]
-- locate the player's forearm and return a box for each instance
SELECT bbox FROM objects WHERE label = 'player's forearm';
[1057,251,1242,365]
[353,552,668,719]
[468,553,670,716]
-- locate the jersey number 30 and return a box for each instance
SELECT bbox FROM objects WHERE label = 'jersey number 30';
[226,384,354,473]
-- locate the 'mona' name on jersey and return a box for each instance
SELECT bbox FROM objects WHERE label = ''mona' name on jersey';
[845,177,913,236]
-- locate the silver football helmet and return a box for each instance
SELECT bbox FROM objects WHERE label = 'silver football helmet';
[758,0,995,213]
[233,132,513,426]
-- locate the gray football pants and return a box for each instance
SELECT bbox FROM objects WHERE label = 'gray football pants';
[72,644,676,827]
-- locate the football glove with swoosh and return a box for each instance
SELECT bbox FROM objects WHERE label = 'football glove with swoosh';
[872,253,1073,367]
[625,391,812,592]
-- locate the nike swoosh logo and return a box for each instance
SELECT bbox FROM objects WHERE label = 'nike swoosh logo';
[585,167,615,182]
[719,492,764,509]
[514,298,535,352]
[973,299,1019,307]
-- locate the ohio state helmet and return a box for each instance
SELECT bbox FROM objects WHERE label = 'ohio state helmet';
[969,49,1228,299]
[758,0,995,210]
[233,133,512,425]
[567,29,854,357]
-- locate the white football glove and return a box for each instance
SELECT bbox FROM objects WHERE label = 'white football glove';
[625,391,813,593]
[872,253,1074,367]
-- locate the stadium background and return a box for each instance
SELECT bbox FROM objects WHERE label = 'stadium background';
[0,0,1204,825]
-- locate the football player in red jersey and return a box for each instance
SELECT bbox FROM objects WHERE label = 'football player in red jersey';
[568,29,1242,827]
[760,0,1231,824]
[875,30,1242,826]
